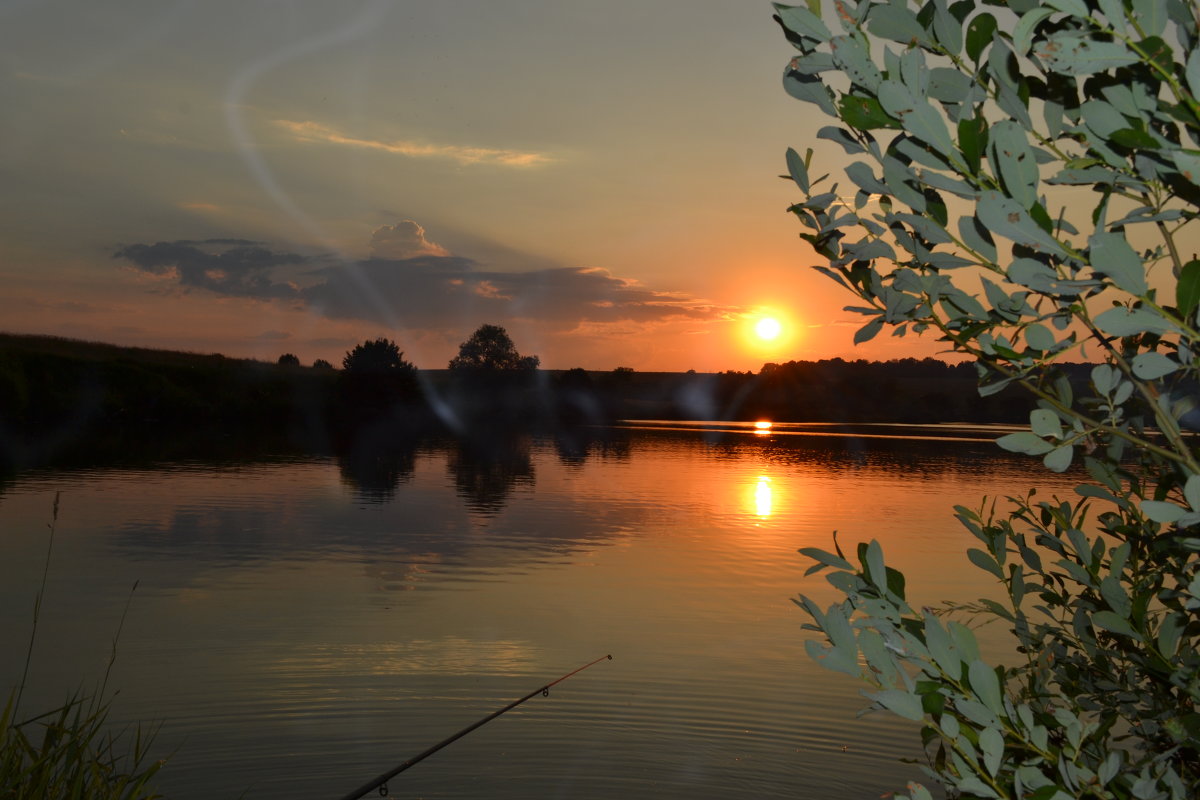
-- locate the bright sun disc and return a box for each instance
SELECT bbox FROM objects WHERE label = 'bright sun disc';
[755,317,782,340]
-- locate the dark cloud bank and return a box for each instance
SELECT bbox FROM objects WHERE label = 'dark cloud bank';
[114,237,732,330]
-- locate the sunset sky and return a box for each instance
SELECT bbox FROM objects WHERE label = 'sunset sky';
[1,0,953,372]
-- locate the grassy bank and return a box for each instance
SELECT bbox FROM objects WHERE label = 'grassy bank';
[3,495,164,800]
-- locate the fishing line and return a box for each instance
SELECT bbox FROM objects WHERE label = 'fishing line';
[337,654,613,800]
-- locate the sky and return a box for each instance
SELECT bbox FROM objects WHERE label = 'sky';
[0,0,953,372]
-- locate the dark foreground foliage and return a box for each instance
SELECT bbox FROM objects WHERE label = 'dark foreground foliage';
[0,692,164,800]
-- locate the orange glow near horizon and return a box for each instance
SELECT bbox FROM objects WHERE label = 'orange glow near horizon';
[754,420,772,434]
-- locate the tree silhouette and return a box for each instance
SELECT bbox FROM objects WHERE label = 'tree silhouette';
[277,353,300,367]
[342,338,415,375]
[338,338,419,420]
[448,324,539,371]
[312,358,333,370]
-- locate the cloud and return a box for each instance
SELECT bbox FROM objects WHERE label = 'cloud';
[115,228,737,333]
[369,220,449,260]
[113,239,307,300]
[300,259,733,329]
[276,120,553,167]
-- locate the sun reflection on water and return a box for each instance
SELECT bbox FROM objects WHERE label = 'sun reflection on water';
[754,476,772,518]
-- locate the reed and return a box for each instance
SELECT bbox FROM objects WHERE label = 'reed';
[1,494,166,800]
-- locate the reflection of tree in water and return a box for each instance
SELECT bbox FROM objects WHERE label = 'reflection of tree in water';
[338,441,418,504]
[447,433,535,514]
[553,428,591,467]
[550,427,632,467]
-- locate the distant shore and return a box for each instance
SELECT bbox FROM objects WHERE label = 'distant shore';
[0,331,1052,469]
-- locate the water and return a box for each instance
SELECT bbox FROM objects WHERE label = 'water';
[0,423,1080,799]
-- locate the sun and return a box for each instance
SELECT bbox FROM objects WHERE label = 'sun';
[755,317,783,341]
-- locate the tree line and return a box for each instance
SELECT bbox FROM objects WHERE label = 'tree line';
[1,324,1049,471]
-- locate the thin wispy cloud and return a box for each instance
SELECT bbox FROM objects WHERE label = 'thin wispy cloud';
[275,120,553,167]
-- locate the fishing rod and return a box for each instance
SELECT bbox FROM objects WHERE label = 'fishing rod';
[337,654,612,800]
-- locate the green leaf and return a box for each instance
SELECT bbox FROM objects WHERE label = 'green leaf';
[845,161,889,195]
[1033,34,1139,74]
[968,548,1005,579]
[777,4,833,42]
[978,726,1004,776]
[1093,307,1177,336]
[1096,0,1127,29]
[805,638,860,677]
[965,14,996,62]
[1013,7,1055,55]
[858,629,900,686]
[990,120,1039,209]
[948,621,980,662]
[786,147,810,193]
[1091,363,1119,394]
[930,0,962,55]
[1088,232,1148,295]
[958,213,996,263]
[1027,786,1065,800]
[877,81,958,161]
[923,613,960,677]
[1099,575,1131,618]
[957,698,1000,730]
[906,784,936,800]
[1030,409,1063,438]
[1110,127,1160,149]
[1132,0,1168,36]
[1141,499,1188,523]
[784,69,838,115]
[1131,351,1177,379]
[865,539,887,590]
[1108,207,1184,227]
[957,116,987,176]
[1046,0,1089,15]
[854,317,885,344]
[1048,165,1117,185]
[1092,610,1139,637]
[1184,474,1200,512]
[838,95,899,130]
[1081,99,1126,138]
[870,689,926,720]
[817,125,866,155]
[1025,323,1056,351]
[1173,149,1200,186]
[798,546,854,571]
[868,4,929,46]
[830,35,882,92]
[977,192,1066,257]
[788,51,837,75]
[997,431,1054,455]
[824,603,856,652]
[1188,49,1200,99]
[1043,445,1073,472]
[1007,258,1056,292]
[1158,612,1185,657]
[968,660,1004,714]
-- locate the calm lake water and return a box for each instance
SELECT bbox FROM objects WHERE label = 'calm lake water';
[0,422,1081,799]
